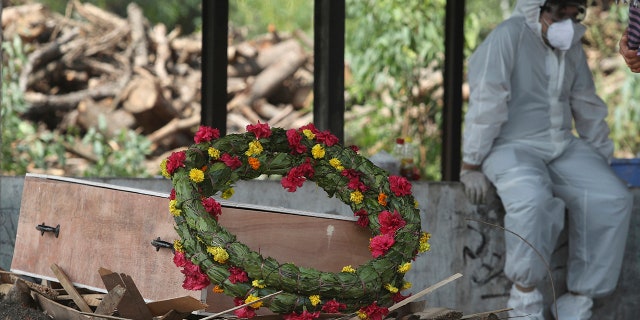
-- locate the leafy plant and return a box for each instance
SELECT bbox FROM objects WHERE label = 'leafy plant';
[1,37,66,175]
[1,35,152,177]
[343,0,492,180]
[229,0,313,40]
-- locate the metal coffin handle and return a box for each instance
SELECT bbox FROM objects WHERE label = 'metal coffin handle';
[151,237,174,252]
[36,223,60,238]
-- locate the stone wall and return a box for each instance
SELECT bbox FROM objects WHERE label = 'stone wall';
[1,175,638,318]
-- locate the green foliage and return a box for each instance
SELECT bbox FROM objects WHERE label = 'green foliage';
[1,35,153,177]
[0,37,65,175]
[229,0,313,39]
[579,5,640,158]
[343,0,493,180]
[345,0,445,104]
[39,0,202,34]
[77,117,152,177]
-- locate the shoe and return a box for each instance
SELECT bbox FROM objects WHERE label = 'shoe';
[551,292,593,320]
[507,285,545,320]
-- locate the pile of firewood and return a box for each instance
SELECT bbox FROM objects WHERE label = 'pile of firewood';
[3,1,314,173]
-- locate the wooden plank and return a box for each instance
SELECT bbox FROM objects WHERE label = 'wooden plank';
[98,268,154,320]
[94,285,125,315]
[158,310,188,320]
[146,295,207,316]
[36,293,93,320]
[11,174,372,313]
[50,263,93,313]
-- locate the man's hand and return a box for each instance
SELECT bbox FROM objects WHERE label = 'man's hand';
[460,169,490,204]
[619,28,640,73]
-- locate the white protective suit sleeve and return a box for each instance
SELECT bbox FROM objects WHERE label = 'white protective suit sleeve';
[462,25,517,165]
[569,48,614,161]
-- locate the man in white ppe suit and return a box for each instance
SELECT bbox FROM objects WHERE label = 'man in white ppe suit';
[460,0,633,319]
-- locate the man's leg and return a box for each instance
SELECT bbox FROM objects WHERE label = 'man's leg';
[483,144,566,319]
[549,140,633,319]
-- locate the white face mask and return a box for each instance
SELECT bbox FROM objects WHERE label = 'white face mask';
[545,18,575,51]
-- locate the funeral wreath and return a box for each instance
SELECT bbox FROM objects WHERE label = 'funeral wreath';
[161,123,431,319]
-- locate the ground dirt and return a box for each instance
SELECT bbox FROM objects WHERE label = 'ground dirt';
[0,293,52,320]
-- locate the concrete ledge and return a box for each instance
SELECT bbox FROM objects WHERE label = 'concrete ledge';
[1,176,638,318]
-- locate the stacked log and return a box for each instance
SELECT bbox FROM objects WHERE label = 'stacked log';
[3,1,314,173]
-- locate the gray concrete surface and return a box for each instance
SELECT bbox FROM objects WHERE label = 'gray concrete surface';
[1,175,638,318]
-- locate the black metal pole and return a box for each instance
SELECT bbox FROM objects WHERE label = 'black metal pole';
[442,0,465,181]
[201,0,228,135]
[313,0,345,143]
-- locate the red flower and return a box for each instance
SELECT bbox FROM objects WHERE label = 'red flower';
[194,126,220,143]
[281,159,315,192]
[228,266,249,283]
[378,210,406,235]
[299,123,319,134]
[173,251,188,267]
[221,153,242,170]
[233,297,245,306]
[321,299,347,313]
[281,174,306,192]
[246,122,272,139]
[341,168,361,180]
[315,131,339,146]
[166,151,186,174]
[179,260,210,290]
[169,188,176,200]
[392,292,411,303]
[359,302,389,320]
[347,177,368,192]
[389,175,412,196]
[202,197,222,220]
[354,209,370,228]
[234,307,257,319]
[297,158,315,178]
[283,310,320,320]
[349,145,360,153]
[286,129,307,154]
[369,234,395,258]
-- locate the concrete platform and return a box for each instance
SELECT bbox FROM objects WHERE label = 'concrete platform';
[1,175,638,318]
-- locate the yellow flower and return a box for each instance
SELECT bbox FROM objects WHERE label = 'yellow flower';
[222,188,235,199]
[173,240,184,253]
[302,129,316,140]
[341,265,356,273]
[311,144,325,159]
[384,283,399,293]
[350,190,363,204]
[414,199,419,208]
[189,168,205,183]
[397,262,412,274]
[207,246,229,263]
[248,157,261,170]
[252,279,266,288]
[309,295,321,306]
[245,141,264,156]
[329,158,344,171]
[213,285,225,293]
[160,159,170,178]
[208,147,221,160]
[245,294,263,309]
[169,199,181,216]
[419,232,431,253]
[357,310,368,319]
[402,281,412,290]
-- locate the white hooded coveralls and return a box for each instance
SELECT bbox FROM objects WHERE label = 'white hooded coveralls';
[463,0,632,297]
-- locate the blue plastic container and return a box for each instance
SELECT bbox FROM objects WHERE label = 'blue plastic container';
[611,158,640,187]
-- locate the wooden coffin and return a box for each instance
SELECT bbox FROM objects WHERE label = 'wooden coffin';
[11,174,372,313]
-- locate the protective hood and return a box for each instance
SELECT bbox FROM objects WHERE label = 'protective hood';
[511,0,586,46]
